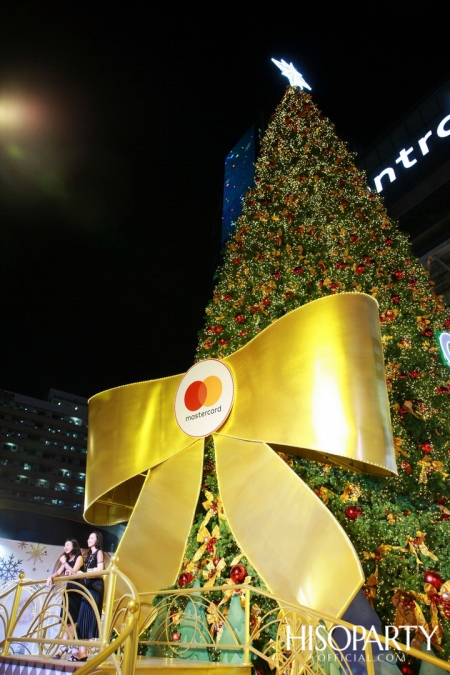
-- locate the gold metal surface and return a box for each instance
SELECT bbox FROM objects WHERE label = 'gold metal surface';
[2,575,450,675]
[137,583,450,675]
[85,293,396,613]
[0,561,140,675]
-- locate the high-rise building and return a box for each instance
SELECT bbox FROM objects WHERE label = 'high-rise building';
[0,387,87,516]
[357,75,450,304]
[221,124,260,249]
[0,387,122,549]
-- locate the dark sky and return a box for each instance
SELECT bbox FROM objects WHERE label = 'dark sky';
[1,1,449,400]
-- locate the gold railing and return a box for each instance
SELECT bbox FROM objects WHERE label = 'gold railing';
[138,583,450,674]
[0,555,140,675]
[3,571,450,675]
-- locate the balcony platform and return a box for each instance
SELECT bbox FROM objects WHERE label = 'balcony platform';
[101,656,252,675]
[0,654,252,675]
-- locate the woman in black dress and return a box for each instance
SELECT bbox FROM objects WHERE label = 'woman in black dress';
[46,538,84,659]
[71,531,104,662]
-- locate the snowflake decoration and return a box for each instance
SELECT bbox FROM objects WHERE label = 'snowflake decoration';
[0,554,24,583]
[27,544,47,571]
[18,541,27,549]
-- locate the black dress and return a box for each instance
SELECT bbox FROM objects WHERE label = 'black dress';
[77,550,104,640]
[64,556,84,624]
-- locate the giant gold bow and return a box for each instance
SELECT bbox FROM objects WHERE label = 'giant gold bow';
[85,293,397,618]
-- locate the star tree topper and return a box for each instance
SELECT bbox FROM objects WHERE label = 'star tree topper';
[271,58,311,90]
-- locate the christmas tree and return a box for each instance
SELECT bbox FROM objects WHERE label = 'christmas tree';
[174,75,450,667]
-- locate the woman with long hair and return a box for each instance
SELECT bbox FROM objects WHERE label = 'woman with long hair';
[46,538,84,659]
[71,531,104,662]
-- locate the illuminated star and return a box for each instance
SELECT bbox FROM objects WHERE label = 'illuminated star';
[271,58,311,90]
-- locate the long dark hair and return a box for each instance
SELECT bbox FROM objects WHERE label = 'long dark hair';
[65,538,82,561]
[90,531,103,551]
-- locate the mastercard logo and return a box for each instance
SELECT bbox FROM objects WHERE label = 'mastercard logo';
[439,332,450,365]
[174,359,234,438]
[184,376,222,411]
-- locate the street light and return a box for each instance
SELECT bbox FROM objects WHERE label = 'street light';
[0,98,27,128]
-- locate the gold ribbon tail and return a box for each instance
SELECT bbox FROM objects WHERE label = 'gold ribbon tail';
[116,440,204,593]
[215,435,363,616]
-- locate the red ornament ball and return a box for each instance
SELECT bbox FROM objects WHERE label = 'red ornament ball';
[206,536,217,553]
[230,564,247,583]
[293,266,304,274]
[399,663,415,675]
[355,264,365,274]
[422,328,433,337]
[178,572,193,587]
[235,314,245,324]
[445,318,450,329]
[213,557,220,566]
[393,270,404,280]
[223,294,233,301]
[420,443,432,455]
[345,505,363,521]
[424,570,443,590]
[392,294,400,304]
[172,631,181,642]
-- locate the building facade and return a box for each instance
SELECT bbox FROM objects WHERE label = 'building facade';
[0,388,122,549]
[355,76,450,305]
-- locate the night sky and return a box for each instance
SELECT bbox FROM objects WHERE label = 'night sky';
[1,2,449,401]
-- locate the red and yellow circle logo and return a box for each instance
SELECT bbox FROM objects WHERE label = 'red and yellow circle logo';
[175,360,234,437]
[184,376,223,411]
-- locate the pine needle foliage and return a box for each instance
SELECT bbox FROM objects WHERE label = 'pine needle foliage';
[180,86,450,664]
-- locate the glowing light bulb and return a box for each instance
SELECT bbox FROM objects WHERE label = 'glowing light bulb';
[271,58,311,90]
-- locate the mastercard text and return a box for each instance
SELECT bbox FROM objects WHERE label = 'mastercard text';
[185,405,222,422]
